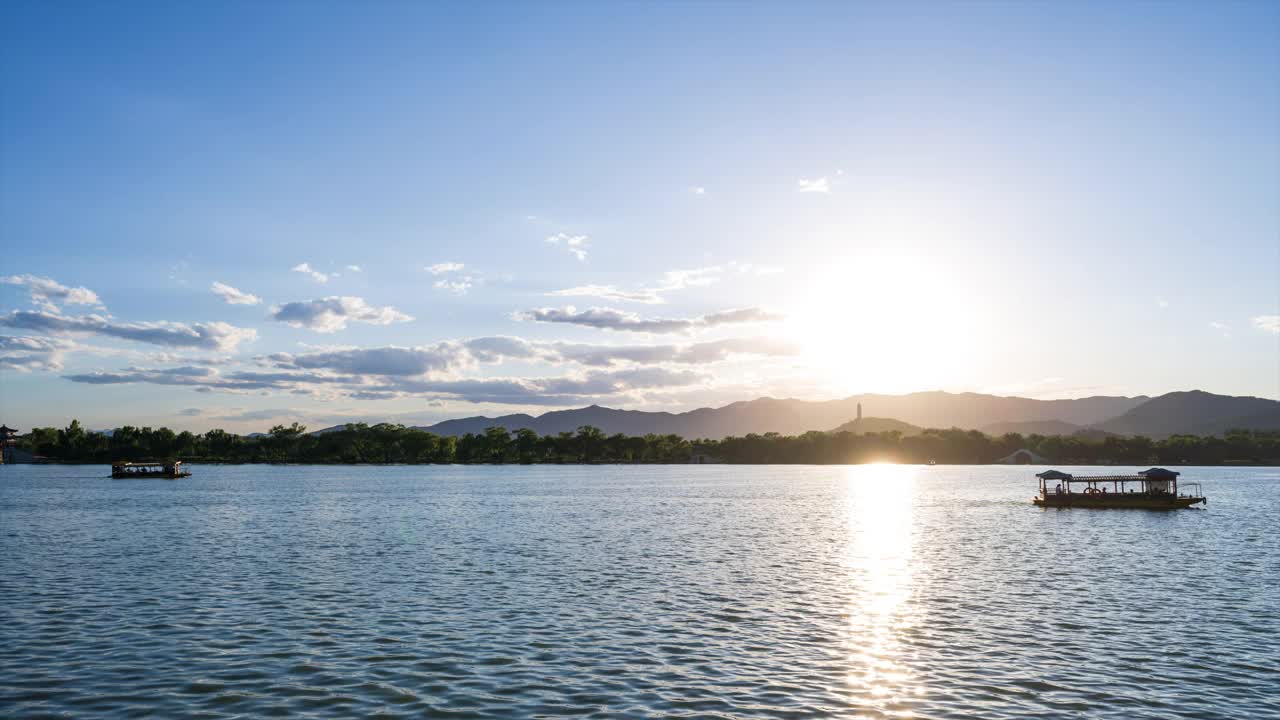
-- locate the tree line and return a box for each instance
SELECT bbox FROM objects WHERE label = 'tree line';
[11,420,1280,465]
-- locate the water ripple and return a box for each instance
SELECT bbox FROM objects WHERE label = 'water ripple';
[1,464,1278,718]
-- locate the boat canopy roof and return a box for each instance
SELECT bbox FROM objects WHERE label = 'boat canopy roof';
[113,460,182,467]
[1037,467,1179,482]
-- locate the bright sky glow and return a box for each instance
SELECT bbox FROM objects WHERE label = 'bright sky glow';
[1,2,1277,431]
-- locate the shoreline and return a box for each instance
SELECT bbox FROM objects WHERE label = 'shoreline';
[5,460,1277,468]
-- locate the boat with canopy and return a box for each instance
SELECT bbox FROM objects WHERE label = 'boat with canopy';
[1033,468,1205,509]
[111,461,191,479]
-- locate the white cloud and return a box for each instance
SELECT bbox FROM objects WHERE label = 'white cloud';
[434,277,475,294]
[0,310,256,352]
[515,306,781,334]
[1,274,103,312]
[1253,315,1280,334]
[211,281,261,306]
[291,262,330,283]
[545,233,590,261]
[425,262,476,294]
[270,296,414,333]
[551,336,800,367]
[346,265,363,272]
[265,337,539,378]
[1157,297,1169,309]
[64,366,310,394]
[547,285,665,304]
[0,335,76,372]
[545,265,735,306]
[1209,321,1231,338]
[797,177,830,193]
[659,266,722,290]
[690,186,706,195]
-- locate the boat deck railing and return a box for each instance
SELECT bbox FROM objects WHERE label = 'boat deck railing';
[1039,486,1172,491]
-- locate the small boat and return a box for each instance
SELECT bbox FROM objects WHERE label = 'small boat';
[1033,468,1205,509]
[112,461,191,479]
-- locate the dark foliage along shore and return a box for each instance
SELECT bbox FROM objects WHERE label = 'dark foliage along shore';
[12,420,1280,466]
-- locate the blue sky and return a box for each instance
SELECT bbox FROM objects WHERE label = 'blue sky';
[2,1,1277,432]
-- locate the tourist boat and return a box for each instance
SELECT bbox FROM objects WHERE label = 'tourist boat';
[111,461,191,479]
[1033,468,1205,509]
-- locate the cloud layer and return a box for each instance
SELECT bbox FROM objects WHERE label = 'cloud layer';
[546,265,731,305]
[271,297,413,333]
[548,284,664,304]
[0,335,75,372]
[515,306,781,333]
[59,334,797,405]
[1,310,256,352]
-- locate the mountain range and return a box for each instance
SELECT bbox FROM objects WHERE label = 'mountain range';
[359,390,1280,440]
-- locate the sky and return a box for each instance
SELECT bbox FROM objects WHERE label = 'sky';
[1,1,1278,433]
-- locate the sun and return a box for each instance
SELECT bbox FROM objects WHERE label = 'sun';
[783,252,982,395]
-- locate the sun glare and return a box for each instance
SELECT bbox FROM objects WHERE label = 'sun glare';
[785,253,982,395]
[842,464,921,706]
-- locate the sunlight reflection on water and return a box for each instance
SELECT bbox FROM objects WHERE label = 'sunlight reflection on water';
[843,464,921,713]
[2,465,1277,718]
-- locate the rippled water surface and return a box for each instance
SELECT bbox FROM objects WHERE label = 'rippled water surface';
[2,464,1278,718]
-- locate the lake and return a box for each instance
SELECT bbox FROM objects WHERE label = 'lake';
[1,464,1277,718]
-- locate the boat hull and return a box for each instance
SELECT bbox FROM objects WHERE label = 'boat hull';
[1034,494,1204,509]
[112,472,191,479]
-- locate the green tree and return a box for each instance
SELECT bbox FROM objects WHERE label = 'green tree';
[575,425,605,462]
[514,428,540,463]
[482,426,513,463]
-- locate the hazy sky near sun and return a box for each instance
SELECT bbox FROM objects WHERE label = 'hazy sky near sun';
[2,1,1278,432]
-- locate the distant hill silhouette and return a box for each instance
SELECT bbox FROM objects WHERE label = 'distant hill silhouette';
[1092,390,1280,438]
[300,390,1278,441]
[829,417,923,436]
[411,391,1149,439]
[309,425,350,435]
[982,419,1082,436]
[1072,428,1118,441]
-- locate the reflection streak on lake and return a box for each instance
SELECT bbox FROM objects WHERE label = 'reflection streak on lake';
[842,465,918,710]
[1,464,1278,719]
